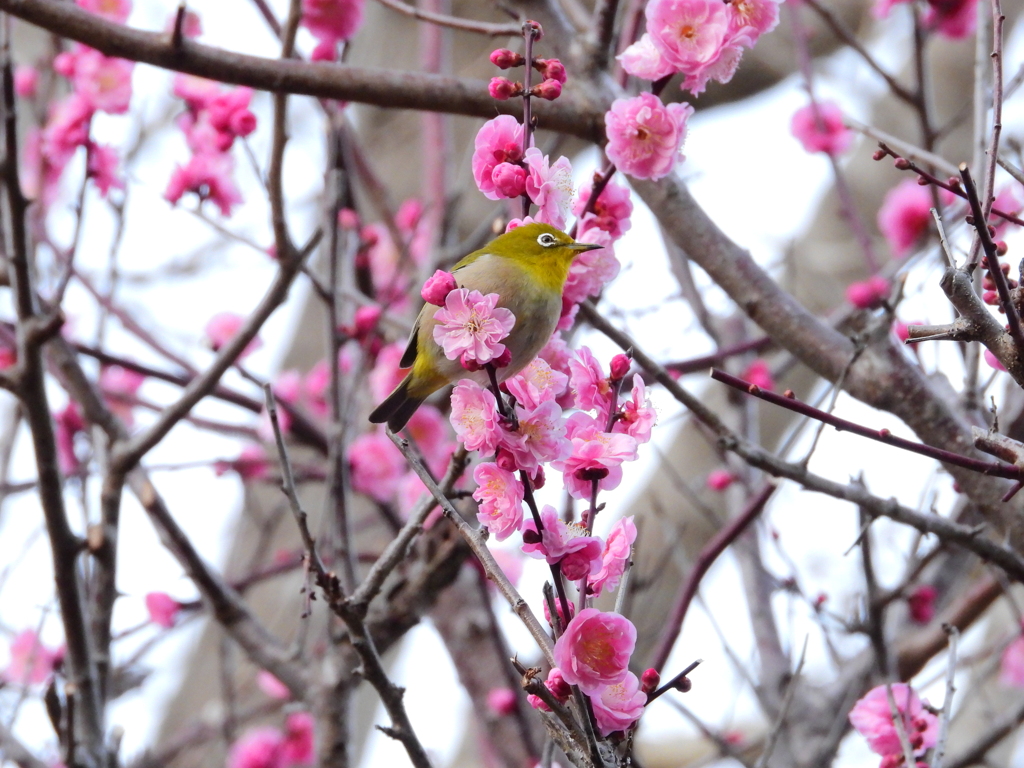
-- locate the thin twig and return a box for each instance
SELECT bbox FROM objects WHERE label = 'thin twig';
[930,626,959,768]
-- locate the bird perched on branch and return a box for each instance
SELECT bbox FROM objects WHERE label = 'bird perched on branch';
[369,222,601,431]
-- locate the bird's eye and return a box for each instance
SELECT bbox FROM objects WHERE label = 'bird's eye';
[537,233,557,247]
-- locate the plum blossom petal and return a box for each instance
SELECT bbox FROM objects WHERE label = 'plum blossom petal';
[553,608,636,694]
[432,289,515,365]
[472,462,524,541]
[605,92,693,181]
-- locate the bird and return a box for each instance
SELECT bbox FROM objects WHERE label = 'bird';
[369,222,602,431]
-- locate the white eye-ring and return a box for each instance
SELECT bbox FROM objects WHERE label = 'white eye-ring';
[537,233,557,247]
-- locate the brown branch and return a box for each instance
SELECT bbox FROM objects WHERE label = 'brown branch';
[0,0,605,143]
[374,0,522,35]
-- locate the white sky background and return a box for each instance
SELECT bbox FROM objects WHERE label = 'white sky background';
[1,1,1024,767]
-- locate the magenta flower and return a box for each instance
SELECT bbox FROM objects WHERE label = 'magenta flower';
[646,0,733,92]
[848,683,939,757]
[301,0,366,49]
[924,0,977,39]
[227,727,284,768]
[523,148,573,230]
[499,401,571,472]
[505,358,569,411]
[553,608,636,694]
[3,630,61,685]
[472,462,524,541]
[617,34,675,81]
[742,359,774,391]
[63,47,134,114]
[421,270,458,306]
[14,65,39,98]
[605,92,694,181]
[369,342,407,403]
[554,412,639,500]
[348,429,406,502]
[706,468,735,491]
[589,516,637,597]
[145,592,181,628]
[432,289,515,365]
[574,179,633,242]
[472,115,526,200]
[204,312,261,358]
[521,506,603,581]
[907,585,937,624]
[487,687,518,716]
[165,151,244,216]
[449,380,503,454]
[591,672,647,736]
[846,276,890,309]
[727,0,781,39]
[257,670,292,700]
[877,179,954,258]
[281,712,315,766]
[614,375,657,444]
[569,347,614,414]
[790,102,852,156]
[86,143,123,198]
[77,0,132,23]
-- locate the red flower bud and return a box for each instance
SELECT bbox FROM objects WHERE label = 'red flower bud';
[495,448,518,472]
[460,352,483,372]
[674,676,692,693]
[640,668,660,695]
[524,19,544,39]
[894,157,911,170]
[421,269,458,306]
[492,348,513,368]
[997,241,1009,255]
[609,353,631,381]
[531,79,562,101]
[575,467,610,482]
[489,77,523,100]
[534,57,567,84]
[531,465,545,490]
[490,48,525,69]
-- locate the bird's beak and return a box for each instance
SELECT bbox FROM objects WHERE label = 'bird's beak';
[567,242,604,252]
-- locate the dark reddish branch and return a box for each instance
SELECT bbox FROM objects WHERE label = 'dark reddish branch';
[0,0,605,143]
[665,337,772,376]
[711,368,1024,482]
[649,483,776,672]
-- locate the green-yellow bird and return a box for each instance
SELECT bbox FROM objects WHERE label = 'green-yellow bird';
[369,222,602,431]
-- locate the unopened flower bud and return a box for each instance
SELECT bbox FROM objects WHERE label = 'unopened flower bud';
[531,79,562,101]
[495,447,518,471]
[490,48,525,69]
[522,528,542,544]
[983,290,999,305]
[534,57,567,84]
[674,676,692,693]
[491,162,527,198]
[706,468,734,491]
[486,688,518,716]
[916,176,928,185]
[640,668,660,695]
[524,19,544,39]
[546,668,571,702]
[575,466,610,482]
[609,353,631,381]
[353,305,381,337]
[460,352,483,371]
[492,348,512,368]
[997,241,1009,255]
[894,157,911,170]
[531,465,545,490]
[338,208,360,230]
[489,77,523,100]
[872,149,886,161]
[421,269,458,306]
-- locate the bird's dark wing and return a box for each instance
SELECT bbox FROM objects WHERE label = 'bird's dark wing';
[399,319,419,369]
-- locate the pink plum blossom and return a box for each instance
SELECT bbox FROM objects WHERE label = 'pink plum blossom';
[432,289,515,365]
[521,506,603,581]
[165,151,243,216]
[499,400,571,472]
[450,380,503,454]
[214,444,272,481]
[527,667,571,711]
[727,0,781,40]
[421,270,458,306]
[523,148,574,230]
[907,585,937,624]
[473,462,524,541]
[569,347,614,414]
[472,116,526,200]
[145,592,180,628]
[0,347,16,369]
[877,179,954,258]
[301,0,366,49]
[227,727,284,768]
[605,92,693,181]
[563,229,620,305]
[617,34,675,81]
[590,672,647,735]
[924,0,977,39]
[395,471,431,521]
[86,143,123,197]
[99,364,145,426]
[985,349,1007,372]
[487,688,518,716]
[589,516,637,597]
[77,0,132,23]
[742,359,774,391]
[848,683,939,757]
[368,343,408,405]
[204,312,262,358]
[55,401,86,477]
[491,162,528,198]
[790,102,852,156]
[574,179,633,241]
[505,358,569,410]
[348,429,406,502]
[614,375,657,444]
[60,47,134,114]
[846,276,890,309]
[3,630,61,685]
[707,468,735,491]
[645,0,735,94]
[554,412,639,500]
[14,65,39,98]
[406,406,454,477]
[281,712,315,766]
[553,608,636,694]
[257,671,292,700]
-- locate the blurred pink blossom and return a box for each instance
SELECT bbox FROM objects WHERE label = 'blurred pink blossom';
[486,688,518,716]
[3,630,61,685]
[706,468,735,491]
[924,0,977,39]
[877,179,954,258]
[227,728,284,768]
[257,670,291,700]
[472,115,526,200]
[86,143,124,197]
[204,312,261,358]
[56,46,134,114]
[302,0,366,51]
[742,359,774,391]
[846,276,890,309]
[574,179,633,241]
[848,683,939,757]
[165,152,243,216]
[281,712,315,766]
[55,401,86,477]
[553,608,636,694]
[214,444,271,481]
[617,34,675,81]
[563,229,619,305]
[368,342,408,404]
[907,584,937,624]
[145,592,180,628]
[77,0,132,23]
[348,429,405,502]
[589,516,637,597]
[790,102,851,156]
[605,92,693,181]
[14,65,39,98]
[99,364,145,426]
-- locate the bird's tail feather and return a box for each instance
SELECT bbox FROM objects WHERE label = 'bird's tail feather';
[368,374,425,432]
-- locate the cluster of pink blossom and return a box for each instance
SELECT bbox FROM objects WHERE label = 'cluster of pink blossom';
[488,47,567,102]
[472,116,574,229]
[790,101,852,157]
[618,0,781,95]
[165,73,258,216]
[848,683,939,765]
[99,364,146,428]
[355,199,432,310]
[873,0,977,39]
[301,0,366,61]
[20,0,138,205]
[2,630,64,686]
[604,92,694,181]
[227,712,315,768]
